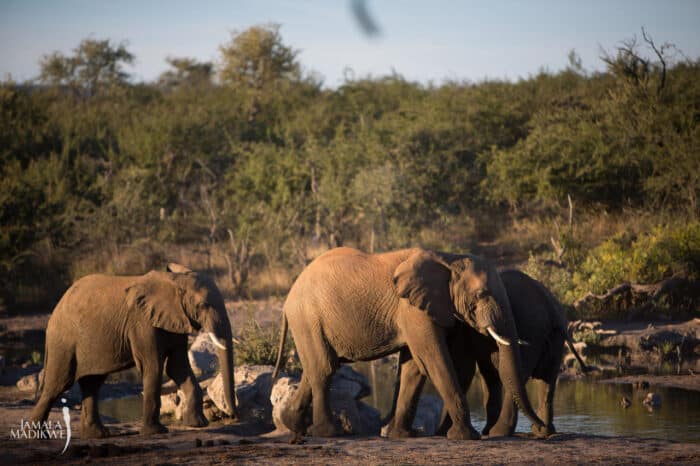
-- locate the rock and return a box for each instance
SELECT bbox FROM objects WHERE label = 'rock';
[412,395,444,436]
[380,394,444,437]
[270,365,379,435]
[271,377,301,432]
[160,390,185,420]
[331,365,371,400]
[235,365,275,405]
[188,333,219,378]
[16,373,39,392]
[643,392,661,408]
[573,277,700,321]
[207,364,276,421]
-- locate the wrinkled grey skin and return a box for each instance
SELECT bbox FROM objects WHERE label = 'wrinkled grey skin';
[386,269,586,438]
[272,247,547,439]
[30,263,238,438]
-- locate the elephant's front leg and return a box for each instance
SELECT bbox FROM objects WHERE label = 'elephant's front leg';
[384,347,426,439]
[140,357,168,435]
[132,331,169,436]
[165,340,207,428]
[406,327,479,440]
[477,360,506,436]
[533,377,557,436]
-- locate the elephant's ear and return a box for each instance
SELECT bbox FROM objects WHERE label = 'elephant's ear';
[126,274,194,334]
[393,250,456,327]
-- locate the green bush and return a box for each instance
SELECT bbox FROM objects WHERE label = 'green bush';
[572,222,700,296]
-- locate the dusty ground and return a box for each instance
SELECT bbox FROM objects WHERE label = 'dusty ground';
[1,414,699,466]
[2,308,700,464]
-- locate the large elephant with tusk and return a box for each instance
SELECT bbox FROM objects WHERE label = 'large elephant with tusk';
[384,269,587,438]
[272,247,547,439]
[30,263,238,438]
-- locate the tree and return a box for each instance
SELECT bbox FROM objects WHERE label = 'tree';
[219,24,300,89]
[38,38,134,94]
[158,57,213,90]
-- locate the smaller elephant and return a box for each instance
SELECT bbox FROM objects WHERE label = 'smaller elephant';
[387,269,587,437]
[30,263,238,438]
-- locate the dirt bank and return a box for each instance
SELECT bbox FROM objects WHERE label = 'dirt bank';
[2,420,699,465]
[601,374,700,391]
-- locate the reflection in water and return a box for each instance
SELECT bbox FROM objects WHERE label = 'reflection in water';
[100,360,700,442]
[351,360,700,443]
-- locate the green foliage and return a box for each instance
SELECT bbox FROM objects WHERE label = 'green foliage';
[234,313,294,367]
[572,222,700,296]
[219,24,300,89]
[39,38,134,94]
[572,328,601,345]
[2,28,699,311]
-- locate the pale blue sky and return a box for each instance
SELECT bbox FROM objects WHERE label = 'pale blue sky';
[1,1,699,87]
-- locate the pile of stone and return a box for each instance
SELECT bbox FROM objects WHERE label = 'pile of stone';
[159,333,446,436]
[271,365,382,435]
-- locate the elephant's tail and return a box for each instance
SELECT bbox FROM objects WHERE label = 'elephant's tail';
[566,334,590,373]
[271,312,288,381]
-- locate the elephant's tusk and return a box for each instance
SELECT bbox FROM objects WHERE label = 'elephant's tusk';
[208,332,227,350]
[518,339,531,346]
[487,327,511,346]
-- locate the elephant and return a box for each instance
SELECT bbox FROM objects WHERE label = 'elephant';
[271,247,548,439]
[385,269,588,438]
[30,263,238,438]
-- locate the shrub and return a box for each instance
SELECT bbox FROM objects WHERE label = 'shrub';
[572,222,700,297]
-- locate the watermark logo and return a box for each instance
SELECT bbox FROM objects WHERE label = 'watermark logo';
[9,398,72,454]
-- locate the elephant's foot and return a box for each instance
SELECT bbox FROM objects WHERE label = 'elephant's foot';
[280,407,309,434]
[383,422,416,439]
[80,422,110,439]
[140,422,168,436]
[487,423,514,438]
[307,420,337,437]
[446,423,480,440]
[531,423,554,438]
[182,408,209,428]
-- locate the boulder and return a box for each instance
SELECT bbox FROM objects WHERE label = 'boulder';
[16,373,39,392]
[207,364,276,421]
[380,394,444,437]
[271,365,381,435]
[411,395,444,436]
[330,365,371,400]
[160,390,185,420]
[188,333,219,378]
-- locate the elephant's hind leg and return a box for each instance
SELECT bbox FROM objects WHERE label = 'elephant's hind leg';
[78,374,109,438]
[29,346,76,425]
[383,347,426,439]
[165,344,207,428]
[291,323,338,437]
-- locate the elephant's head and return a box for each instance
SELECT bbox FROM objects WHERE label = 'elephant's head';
[393,249,546,433]
[125,263,238,419]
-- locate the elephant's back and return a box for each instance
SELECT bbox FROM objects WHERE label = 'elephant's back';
[289,247,416,298]
[284,248,418,360]
[500,270,560,337]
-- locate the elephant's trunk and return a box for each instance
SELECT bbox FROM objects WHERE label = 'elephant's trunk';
[209,320,238,420]
[498,343,545,430]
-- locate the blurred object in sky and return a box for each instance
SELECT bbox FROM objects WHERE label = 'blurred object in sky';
[350,0,381,37]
